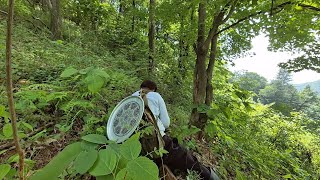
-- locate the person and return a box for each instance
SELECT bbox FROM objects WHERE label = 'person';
[132,80,219,180]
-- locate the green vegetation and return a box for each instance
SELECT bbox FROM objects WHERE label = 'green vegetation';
[1,0,320,179]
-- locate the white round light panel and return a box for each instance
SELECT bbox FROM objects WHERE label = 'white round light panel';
[107,96,144,143]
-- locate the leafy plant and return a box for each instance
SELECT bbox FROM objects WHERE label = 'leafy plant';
[31,133,159,180]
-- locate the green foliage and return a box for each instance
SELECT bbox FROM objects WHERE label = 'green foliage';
[231,71,268,100]
[30,142,82,180]
[120,134,142,160]
[74,150,98,174]
[31,133,159,180]
[126,157,159,180]
[81,134,109,144]
[0,164,11,179]
[89,148,117,176]
[203,63,320,179]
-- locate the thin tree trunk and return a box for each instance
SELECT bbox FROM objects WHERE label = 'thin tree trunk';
[49,0,62,40]
[6,0,25,179]
[205,35,218,106]
[205,13,224,105]
[131,0,135,33]
[148,0,156,75]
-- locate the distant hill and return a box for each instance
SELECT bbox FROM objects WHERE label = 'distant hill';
[293,80,320,94]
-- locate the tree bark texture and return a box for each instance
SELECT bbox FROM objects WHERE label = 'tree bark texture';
[191,2,225,130]
[148,0,156,75]
[5,0,25,179]
[49,0,62,40]
[191,1,208,129]
[205,13,225,106]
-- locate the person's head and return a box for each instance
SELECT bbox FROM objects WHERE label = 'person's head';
[140,80,157,92]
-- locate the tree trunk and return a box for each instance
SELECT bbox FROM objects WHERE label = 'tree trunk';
[191,2,225,130]
[6,0,25,179]
[205,35,218,106]
[148,0,156,75]
[49,0,62,40]
[205,13,224,105]
[131,0,135,33]
[190,1,208,130]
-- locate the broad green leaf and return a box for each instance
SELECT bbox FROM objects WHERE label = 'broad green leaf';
[81,134,108,144]
[7,154,19,163]
[89,148,117,176]
[127,157,158,180]
[93,69,110,80]
[22,122,33,131]
[85,75,105,93]
[3,111,10,123]
[74,150,98,174]
[30,142,82,180]
[5,168,16,179]
[60,67,78,78]
[79,67,94,75]
[0,105,6,117]
[116,168,132,180]
[80,141,98,151]
[120,135,141,160]
[0,164,11,179]
[96,175,114,180]
[3,124,13,137]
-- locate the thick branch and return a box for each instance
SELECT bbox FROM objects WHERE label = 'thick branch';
[222,0,238,23]
[202,0,237,50]
[6,0,25,179]
[202,11,225,51]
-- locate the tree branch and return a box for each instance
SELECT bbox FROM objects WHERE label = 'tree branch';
[0,10,8,15]
[6,0,25,179]
[222,0,238,23]
[298,3,320,11]
[202,11,224,50]
[215,1,320,37]
[202,0,237,50]
[215,1,293,36]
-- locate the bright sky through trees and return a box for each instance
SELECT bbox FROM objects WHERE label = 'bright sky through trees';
[231,35,320,84]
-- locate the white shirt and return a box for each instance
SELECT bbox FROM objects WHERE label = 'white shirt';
[132,90,170,136]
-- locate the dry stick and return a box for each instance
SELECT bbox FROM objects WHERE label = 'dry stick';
[5,0,25,179]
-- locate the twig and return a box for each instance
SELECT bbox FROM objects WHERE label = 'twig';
[0,10,8,15]
[6,0,25,179]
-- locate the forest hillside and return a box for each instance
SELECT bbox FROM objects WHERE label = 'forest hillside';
[1,0,320,180]
[294,80,320,94]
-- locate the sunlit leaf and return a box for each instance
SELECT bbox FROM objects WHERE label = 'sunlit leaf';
[81,134,108,144]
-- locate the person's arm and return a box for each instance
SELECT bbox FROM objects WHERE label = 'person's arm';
[158,94,170,128]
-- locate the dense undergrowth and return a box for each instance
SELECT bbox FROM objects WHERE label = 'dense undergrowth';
[0,19,320,179]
